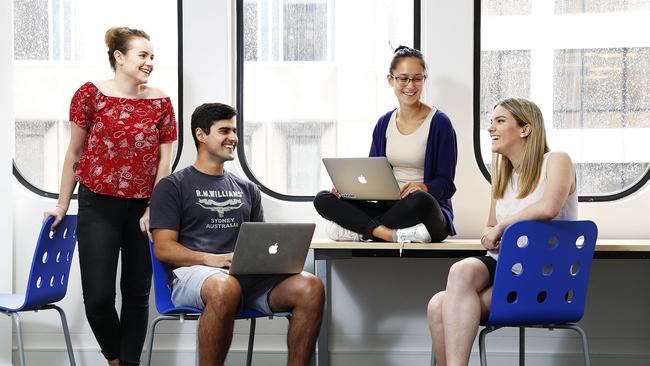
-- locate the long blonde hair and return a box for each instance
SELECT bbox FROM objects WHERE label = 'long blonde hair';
[491,98,549,199]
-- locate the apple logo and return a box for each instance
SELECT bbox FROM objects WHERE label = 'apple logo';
[268,243,279,255]
[357,174,368,184]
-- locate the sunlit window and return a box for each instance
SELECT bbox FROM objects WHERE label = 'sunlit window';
[478,0,650,199]
[240,0,415,197]
[555,0,650,14]
[479,50,531,129]
[482,0,531,15]
[12,0,178,194]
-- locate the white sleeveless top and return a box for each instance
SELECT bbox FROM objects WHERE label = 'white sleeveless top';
[488,152,578,260]
[385,108,435,187]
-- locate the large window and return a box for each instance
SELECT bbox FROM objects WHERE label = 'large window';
[11,0,179,195]
[238,0,416,198]
[477,0,650,200]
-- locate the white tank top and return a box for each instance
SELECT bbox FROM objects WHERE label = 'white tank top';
[488,152,578,260]
[385,108,435,187]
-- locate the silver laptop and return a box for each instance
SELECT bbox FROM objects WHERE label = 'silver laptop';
[229,222,316,275]
[322,157,401,200]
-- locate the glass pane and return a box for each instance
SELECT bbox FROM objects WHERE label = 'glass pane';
[244,1,258,61]
[482,0,532,16]
[12,0,178,193]
[480,50,531,129]
[577,162,650,195]
[283,1,328,61]
[13,0,49,60]
[556,0,650,14]
[242,0,413,196]
[554,48,650,129]
[479,2,650,198]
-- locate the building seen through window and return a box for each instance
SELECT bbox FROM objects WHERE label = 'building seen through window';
[555,0,650,14]
[240,0,414,197]
[244,0,328,62]
[479,0,650,198]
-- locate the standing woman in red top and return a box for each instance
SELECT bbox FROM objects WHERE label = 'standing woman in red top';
[44,27,177,366]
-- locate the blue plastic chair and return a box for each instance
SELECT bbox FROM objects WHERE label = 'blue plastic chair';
[144,241,289,366]
[0,215,77,366]
[478,220,598,365]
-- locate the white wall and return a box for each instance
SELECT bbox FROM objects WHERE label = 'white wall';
[9,0,650,365]
[1,0,14,364]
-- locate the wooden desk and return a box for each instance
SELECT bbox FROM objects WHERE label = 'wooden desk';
[310,238,650,366]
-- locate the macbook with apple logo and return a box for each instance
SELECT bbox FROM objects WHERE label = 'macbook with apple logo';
[322,157,401,200]
[228,222,316,275]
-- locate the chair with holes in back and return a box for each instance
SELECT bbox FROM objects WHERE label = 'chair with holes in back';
[144,240,291,366]
[478,220,598,366]
[0,215,77,366]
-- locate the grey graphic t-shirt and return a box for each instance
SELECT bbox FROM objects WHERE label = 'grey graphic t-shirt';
[150,166,264,256]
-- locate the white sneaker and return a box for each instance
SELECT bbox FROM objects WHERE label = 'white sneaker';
[395,223,431,243]
[326,221,362,242]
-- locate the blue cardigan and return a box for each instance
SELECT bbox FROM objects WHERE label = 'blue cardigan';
[369,109,457,236]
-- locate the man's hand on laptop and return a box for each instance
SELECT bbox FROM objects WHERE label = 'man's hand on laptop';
[203,253,233,269]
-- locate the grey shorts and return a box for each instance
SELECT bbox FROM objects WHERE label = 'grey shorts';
[171,265,289,315]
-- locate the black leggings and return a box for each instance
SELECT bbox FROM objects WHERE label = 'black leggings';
[76,184,151,366]
[313,190,449,242]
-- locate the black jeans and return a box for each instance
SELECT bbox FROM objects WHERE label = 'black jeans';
[77,184,151,366]
[313,190,449,242]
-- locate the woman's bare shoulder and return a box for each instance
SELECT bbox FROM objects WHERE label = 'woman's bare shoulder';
[547,151,573,166]
[145,86,169,98]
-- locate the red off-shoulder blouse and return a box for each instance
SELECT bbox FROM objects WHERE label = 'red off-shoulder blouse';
[69,82,177,198]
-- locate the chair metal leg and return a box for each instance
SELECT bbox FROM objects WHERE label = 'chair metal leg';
[246,318,257,366]
[554,324,590,366]
[195,318,200,366]
[49,305,76,366]
[519,327,525,366]
[144,315,175,366]
[11,313,25,366]
[479,326,499,366]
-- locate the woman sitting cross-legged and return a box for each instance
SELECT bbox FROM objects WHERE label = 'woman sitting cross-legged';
[313,46,457,244]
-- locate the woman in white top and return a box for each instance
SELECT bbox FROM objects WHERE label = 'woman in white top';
[426,98,577,366]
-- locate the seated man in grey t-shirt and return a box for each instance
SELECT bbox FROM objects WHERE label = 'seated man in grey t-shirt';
[150,103,324,366]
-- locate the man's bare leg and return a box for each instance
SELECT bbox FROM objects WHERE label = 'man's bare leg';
[268,272,324,366]
[199,273,242,366]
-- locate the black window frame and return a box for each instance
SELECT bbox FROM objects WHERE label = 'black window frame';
[235,0,422,201]
[12,0,185,199]
[472,0,650,202]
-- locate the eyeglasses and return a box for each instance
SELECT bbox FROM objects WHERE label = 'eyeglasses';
[391,74,427,86]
